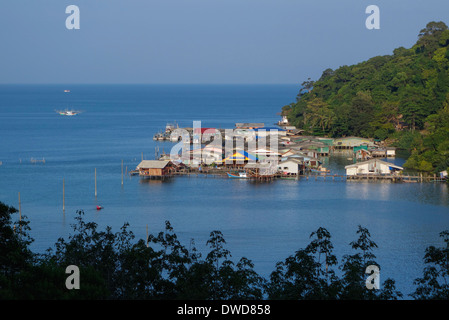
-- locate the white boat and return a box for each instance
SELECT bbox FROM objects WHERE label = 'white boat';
[227,171,250,179]
[56,109,82,116]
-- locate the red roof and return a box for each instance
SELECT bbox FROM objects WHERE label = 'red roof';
[193,128,216,134]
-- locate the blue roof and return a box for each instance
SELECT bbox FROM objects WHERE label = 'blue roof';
[253,127,286,131]
[224,150,258,161]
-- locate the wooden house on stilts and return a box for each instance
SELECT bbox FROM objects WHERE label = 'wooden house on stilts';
[136,160,176,180]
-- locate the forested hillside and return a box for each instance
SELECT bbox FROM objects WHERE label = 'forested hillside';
[284,22,449,173]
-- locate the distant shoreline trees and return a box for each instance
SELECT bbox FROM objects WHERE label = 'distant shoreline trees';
[0,201,448,300]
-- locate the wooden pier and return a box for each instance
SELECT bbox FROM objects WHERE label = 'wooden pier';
[167,170,446,183]
[129,162,446,184]
[296,172,443,183]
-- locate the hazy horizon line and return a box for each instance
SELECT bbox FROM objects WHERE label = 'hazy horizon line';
[0,83,301,86]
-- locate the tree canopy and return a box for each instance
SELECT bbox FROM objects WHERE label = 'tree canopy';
[284,21,449,173]
[1,202,448,300]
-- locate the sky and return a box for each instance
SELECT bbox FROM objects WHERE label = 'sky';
[0,0,449,84]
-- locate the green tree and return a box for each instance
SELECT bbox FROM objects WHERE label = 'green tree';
[0,202,34,298]
[204,230,265,300]
[339,226,402,300]
[404,97,449,172]
[412,231,449,299]
[416,21,449,56]
[266,227,340,299]
[304,98,335,134]
[284,21,449,170]
[348,91,376,137]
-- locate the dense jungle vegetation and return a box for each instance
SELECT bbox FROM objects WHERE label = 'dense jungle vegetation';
[283,21,449,173]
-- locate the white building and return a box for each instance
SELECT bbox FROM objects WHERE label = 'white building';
[278,159,303,175]
[386,147,396,157]
[345,159,403,176]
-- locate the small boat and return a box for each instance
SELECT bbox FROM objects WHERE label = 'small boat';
[227,171,249,179]
[56,109,81,116]
[96,205,103,210]
[165,122,178,133]
[153,132,166,141]
[64,89,70,93]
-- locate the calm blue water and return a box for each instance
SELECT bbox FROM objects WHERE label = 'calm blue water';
[1,84,448,298]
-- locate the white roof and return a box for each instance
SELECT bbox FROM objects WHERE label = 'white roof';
[345,159,403,170]
[280,159,303,164]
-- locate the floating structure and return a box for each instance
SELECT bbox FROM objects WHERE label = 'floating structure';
[371,147,396,158]
[136,160,176,180]
[235,123,264,129]
[345,159,403,176]
[333,137,375,150]
[146,121,446,184]
[218,150,258,167]
[277,159,304,177]
[252,127,287,137]
[153,122,180,141]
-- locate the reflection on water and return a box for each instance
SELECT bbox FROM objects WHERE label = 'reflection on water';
[344,176,449,206]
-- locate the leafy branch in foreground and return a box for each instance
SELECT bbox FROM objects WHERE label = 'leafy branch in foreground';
[0,201,447,300]
[411,230,449,299]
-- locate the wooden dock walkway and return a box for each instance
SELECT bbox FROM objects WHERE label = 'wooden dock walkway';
[131,167,446,183]
[298,172,443,183]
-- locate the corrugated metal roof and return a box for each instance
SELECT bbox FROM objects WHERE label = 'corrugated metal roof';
[280,158,303,164]
[244,162,272,168]
[235,123,264,127]
[344,159,403,170]
[253,127,286,131]
[137,160,172,169]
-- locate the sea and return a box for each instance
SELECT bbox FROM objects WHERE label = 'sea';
[0,84,448,298]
